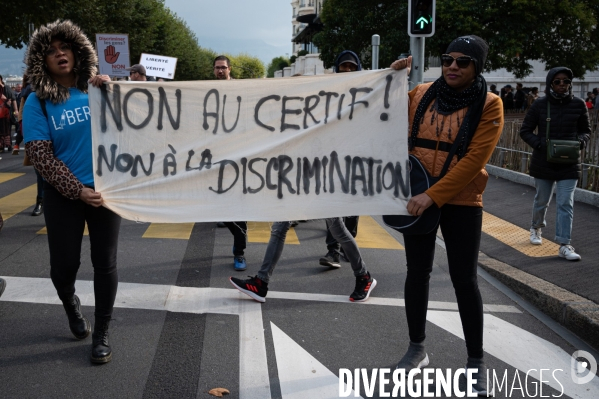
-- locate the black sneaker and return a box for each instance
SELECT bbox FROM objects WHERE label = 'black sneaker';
[230,276,268,303]
[349,272,377,302]
[319,251,341,268]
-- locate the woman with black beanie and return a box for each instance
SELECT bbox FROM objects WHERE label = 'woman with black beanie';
[390,35,504,396]
[520,68,590,260]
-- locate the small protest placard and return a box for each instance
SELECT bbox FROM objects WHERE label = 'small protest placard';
[96,34,130,77]
[140,53,178,80]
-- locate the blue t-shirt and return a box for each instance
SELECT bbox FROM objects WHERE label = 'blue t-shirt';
[23,88,94,186]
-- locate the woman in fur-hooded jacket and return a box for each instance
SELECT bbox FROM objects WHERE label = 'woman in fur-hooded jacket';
[23,19,119,364]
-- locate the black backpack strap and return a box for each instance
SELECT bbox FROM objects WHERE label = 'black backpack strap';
[37,95,48,119]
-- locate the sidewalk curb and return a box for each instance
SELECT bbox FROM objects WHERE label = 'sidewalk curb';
[478,253,599,351]
[486,164,599,207]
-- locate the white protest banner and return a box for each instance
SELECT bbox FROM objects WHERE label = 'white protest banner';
[95,34,130,77]
[88,69,411,223]
[140,53,177,79]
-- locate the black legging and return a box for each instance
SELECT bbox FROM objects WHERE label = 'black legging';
[403,204,484,359]
[43,182,121,322]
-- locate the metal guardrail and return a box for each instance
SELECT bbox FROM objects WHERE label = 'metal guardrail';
[488,110,599,192]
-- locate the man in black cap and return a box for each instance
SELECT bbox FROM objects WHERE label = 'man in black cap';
[335,51,361,73]
[319,50,363,268]
[126,64,147,81]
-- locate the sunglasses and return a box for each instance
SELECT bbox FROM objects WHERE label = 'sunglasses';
[552,79,572,86]
[441,54,473,69]
[44,43,72,57]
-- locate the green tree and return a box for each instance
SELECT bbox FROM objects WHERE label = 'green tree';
[313,1,406,71]
[228,54,265,79]
[313,0,599,78]
[0,0,217,80]
[266,56,290,78]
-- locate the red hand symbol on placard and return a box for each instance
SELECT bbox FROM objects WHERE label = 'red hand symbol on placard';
[104,45,120,64]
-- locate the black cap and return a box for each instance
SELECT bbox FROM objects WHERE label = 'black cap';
[338,53,358,66]
[126,64,146,76]
[446,35,489,75]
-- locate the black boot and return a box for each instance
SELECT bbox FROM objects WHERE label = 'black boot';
[32,197,43,216]
[62,295,91,339]
[91,319,112,364]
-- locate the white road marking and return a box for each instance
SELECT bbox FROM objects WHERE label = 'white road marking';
[0,273,518,398]
[271,322,361,399]
[265,291,520,313]
[427,310,599,399]
[1,277,271,399]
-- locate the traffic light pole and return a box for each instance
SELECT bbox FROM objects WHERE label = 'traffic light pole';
[410,37,425,90]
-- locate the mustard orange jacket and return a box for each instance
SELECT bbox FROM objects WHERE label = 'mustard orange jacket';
[408,82,504,207]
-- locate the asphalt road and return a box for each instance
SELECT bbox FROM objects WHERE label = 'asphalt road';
[1,153,598,399]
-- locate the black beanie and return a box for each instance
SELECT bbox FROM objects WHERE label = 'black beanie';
[445,35,489,76]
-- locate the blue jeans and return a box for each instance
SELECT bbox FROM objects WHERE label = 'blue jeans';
[257,218,367,283]
[531,178,577,245]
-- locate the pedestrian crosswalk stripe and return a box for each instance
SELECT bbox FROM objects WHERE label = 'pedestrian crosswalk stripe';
[354,216,404,250]
[482,211,559,257]
[247,222,300,244]
[37,224,89,236]
[142,223,195,240]
[0,184,37,220]
[0,173,25,184]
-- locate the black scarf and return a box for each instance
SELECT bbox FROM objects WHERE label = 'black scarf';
[410,75,488,159]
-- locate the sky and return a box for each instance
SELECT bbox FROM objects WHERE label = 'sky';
[0,0,292,76]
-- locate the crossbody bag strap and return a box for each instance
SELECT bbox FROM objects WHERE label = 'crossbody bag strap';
[437,111,470,178]
[546,101,550,141]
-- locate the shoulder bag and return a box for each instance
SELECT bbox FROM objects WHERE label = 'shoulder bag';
[546,102,580,164]
[382,125,467,235]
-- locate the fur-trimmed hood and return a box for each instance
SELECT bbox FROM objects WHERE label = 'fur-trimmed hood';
[25,20,98,105]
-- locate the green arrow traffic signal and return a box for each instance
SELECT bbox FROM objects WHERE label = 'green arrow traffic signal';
[416,16,429,29]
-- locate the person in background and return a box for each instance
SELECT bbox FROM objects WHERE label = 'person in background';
[23,19,120,364]
[521,68,590,261]
[390,35,503,396]
[527,87,539,109]
[126,64,147,82]
[211,54,248,271]
[17,75,44,216]
[319,50,362,268]
[585,97,594,110]
[0,75,19,152]
[514,83,527,110]
[489,84,499,96]
[585,92,594,110]
[502,84,514,111]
